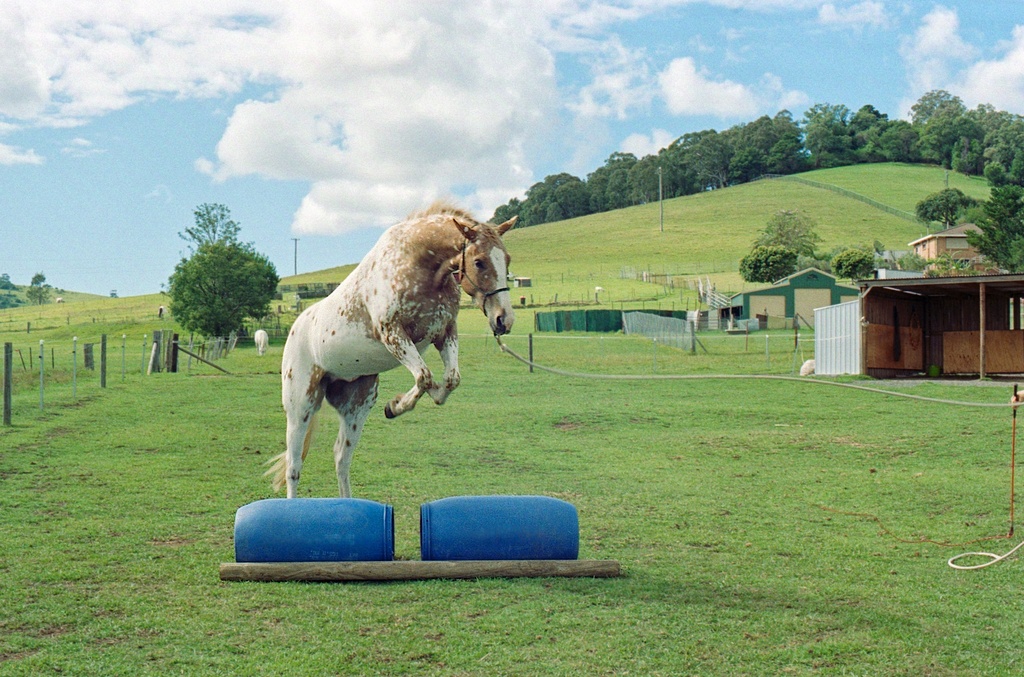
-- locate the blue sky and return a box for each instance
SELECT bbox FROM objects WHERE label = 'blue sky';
[1,0,1023,296]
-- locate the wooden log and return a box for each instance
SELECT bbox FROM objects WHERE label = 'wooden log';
[219,559,621,582]
[175,345,232,375]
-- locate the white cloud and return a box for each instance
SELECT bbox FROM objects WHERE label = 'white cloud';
[0,8,49,118]
[570,38,653,120]
[899,6,976,96]
[955,25,1024,113]
[659,57,760,117]
[0,1,564,234]
[145,184,173,203]
[61,137,104,157]
[621,129,675,157]
[0,142,42,165]
[657,56,802,119]
[818,1,889,29]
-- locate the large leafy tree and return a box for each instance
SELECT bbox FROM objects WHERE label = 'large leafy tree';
[915,188,978,229]
[168,205,279,337]
[739,246,798,283]
[685,130,733,189]
[753,210,821,257]
[966,186,1024,272]
[802,103,853,168]
[913,90,971,167]
[25,272,51,305]
[831,248,876,280]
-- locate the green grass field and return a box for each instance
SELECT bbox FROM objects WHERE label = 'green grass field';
[2,310,1023,674]
[2,163,1020,674]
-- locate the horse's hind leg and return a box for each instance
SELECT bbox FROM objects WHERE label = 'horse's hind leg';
[325,374,379,498]
[282,359,325,498]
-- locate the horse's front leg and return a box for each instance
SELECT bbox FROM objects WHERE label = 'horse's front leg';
[428,328,460,406]
[379,326,436,419]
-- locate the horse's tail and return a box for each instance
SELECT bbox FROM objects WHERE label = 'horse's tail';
[265,412,321,492]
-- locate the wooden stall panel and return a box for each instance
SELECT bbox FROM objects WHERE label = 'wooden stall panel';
[866,324,924,371]
[943,331,1024,374]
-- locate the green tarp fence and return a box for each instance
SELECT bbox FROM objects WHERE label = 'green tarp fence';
[534,309,692,333]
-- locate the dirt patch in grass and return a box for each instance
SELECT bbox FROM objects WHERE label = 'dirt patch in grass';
[553,417,581,431]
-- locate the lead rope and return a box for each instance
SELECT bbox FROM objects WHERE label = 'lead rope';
[948,385,1021,570]
[493,336,1023,569]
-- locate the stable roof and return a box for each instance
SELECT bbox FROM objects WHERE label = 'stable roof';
[860,273,1024,299]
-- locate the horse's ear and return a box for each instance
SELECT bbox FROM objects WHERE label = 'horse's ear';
[496,215,517,236]
[451,217,479,241]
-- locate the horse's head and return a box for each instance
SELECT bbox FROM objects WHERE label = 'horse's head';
[451,215,517,336]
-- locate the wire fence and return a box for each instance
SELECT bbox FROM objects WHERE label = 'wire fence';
[498,328,815,380]
[757,174,934,229]
[0,332,263,426]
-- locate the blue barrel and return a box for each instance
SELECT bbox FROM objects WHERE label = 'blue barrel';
[234,498,393,563]
[420,495,579,561]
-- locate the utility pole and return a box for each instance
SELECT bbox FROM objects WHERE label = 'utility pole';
[658,166,664,233]
[291,238,299,276]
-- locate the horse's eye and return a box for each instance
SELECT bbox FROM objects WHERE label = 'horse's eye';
[474,259,486,271]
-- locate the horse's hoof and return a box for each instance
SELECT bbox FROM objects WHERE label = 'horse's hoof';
[384,403,396,419]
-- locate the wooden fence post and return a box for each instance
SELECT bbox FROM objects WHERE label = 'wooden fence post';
[148,331,162,375]
[100,334,107,388]
[170,333,179,373]
[3,343,11,426]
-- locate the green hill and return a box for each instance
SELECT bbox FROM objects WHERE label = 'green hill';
[500,163,990,305]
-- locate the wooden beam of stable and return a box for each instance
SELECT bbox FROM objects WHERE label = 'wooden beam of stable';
[219,559,621,582]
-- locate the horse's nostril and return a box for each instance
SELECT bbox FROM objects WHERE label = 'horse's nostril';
[495,316,505,332]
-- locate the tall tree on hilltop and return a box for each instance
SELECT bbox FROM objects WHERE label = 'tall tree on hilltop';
[803,103,853,168]
[25,272,51,305]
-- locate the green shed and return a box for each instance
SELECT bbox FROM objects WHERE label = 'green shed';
[729,268,858,328]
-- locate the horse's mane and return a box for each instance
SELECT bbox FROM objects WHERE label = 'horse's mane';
[408,200,478,223]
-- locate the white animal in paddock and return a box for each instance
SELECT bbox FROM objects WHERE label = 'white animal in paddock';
[268,202,516,498]
[254,329,269,356]
[55,297,64,304]
[800,359,815,376]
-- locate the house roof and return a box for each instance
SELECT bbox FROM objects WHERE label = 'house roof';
[908,223,980,248]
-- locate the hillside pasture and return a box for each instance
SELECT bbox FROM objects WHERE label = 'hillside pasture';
[503,165,947,306]
[804,163,992,211]
[2,308,1023,674]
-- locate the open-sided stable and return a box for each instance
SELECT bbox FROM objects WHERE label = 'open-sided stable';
[858,274,1024,378]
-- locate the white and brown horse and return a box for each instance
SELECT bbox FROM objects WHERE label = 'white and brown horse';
[268,202,516,498]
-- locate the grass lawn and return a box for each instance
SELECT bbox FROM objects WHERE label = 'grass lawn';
[3,308,1024,674]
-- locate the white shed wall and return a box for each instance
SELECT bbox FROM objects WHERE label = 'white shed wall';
[814,300,861,376]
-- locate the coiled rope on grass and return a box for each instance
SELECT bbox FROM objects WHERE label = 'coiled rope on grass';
[494,337,1023,569]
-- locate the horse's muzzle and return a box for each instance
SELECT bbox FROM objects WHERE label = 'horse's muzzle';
[492,311,513,337]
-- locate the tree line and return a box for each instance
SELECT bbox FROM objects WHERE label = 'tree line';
[492,90,1024,227]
